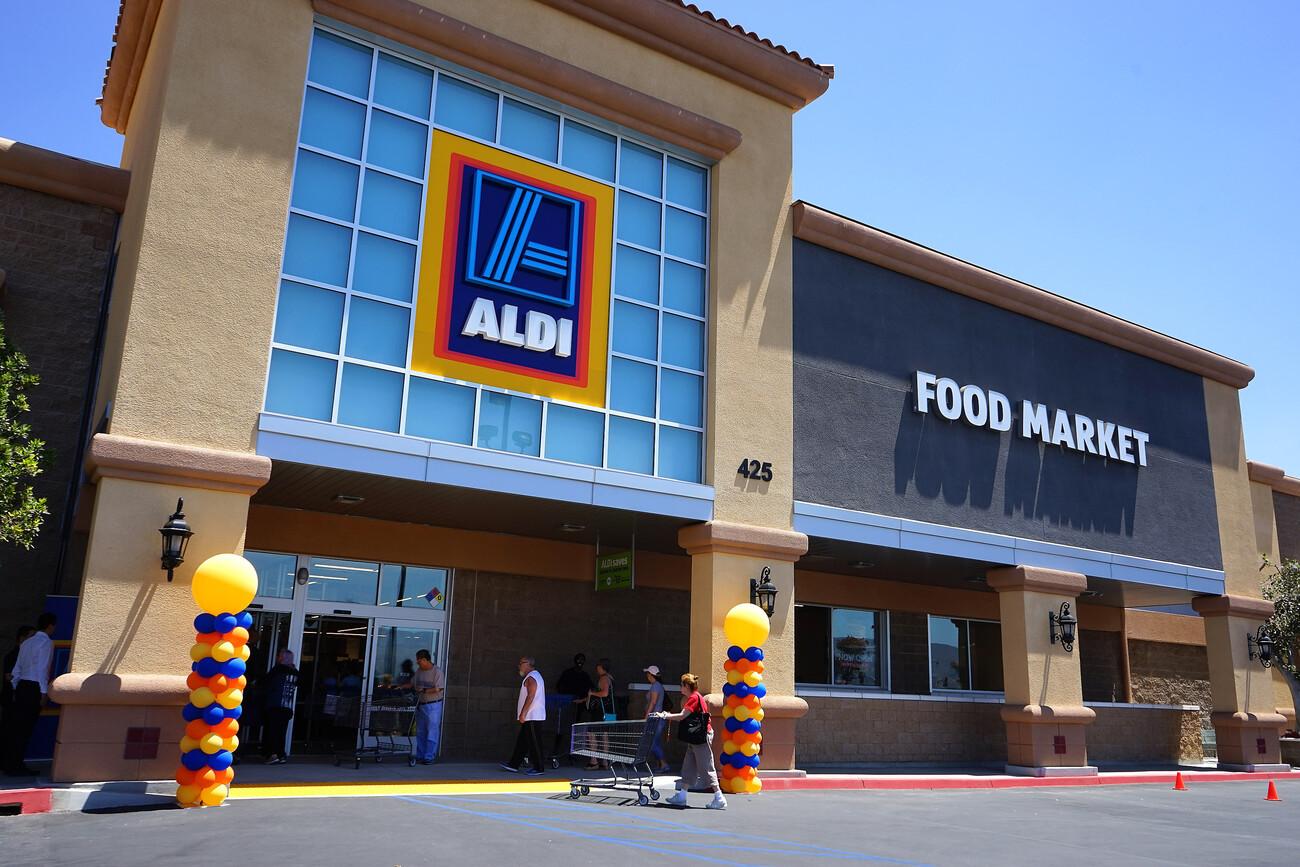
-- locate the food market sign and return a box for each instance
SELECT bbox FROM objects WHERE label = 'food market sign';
[913,371,1150,467]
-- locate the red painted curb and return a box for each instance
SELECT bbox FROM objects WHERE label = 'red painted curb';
[0,788,53,815]
[761,771,1300,792]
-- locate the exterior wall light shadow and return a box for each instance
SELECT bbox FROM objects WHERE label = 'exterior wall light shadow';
[750,565,778,618]
[159,498,193,582]
[1247,625,1275,668]
[1049,601,1077,652]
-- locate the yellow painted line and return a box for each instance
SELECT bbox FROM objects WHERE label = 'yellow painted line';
[227,779,572,800]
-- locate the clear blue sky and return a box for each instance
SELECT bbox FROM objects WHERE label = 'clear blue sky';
[3,1,1297,471]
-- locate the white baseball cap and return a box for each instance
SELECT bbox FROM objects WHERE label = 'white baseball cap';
[644,665,661,676]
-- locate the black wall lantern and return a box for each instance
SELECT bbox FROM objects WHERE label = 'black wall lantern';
[159,498,194,582]
[1247,625,1275,668]
[1049,601,1077,652]
[750,566,778,618]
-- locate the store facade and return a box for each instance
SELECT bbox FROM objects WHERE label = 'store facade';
[15,0,1293,782]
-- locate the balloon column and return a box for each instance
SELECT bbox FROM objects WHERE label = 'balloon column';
[719,602,769,795]
[175,553,259,808]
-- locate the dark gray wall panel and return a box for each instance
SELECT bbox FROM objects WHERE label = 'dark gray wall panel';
[793,239,1222,570]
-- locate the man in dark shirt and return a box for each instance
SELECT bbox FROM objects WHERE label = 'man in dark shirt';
[261,649,299,765]
[555,653,594,762]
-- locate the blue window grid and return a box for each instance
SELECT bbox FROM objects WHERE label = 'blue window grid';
[266,24,710,483]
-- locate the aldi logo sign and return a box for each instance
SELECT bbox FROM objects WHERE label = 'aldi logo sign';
[413,133,613,406]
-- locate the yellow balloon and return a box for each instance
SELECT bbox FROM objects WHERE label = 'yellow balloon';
[238,643,251,662]
[734,705,751,722]
[741,740,760,757]
[211,641,236,663]
[179,736,199,753]
[200,732,224,754]
[190,687,215,708]
[190,643,211,662]
[200,784,229,807]
[743,671,762,687]
[217,688,244,709]
[753,707,765,723]
[726,669,743,685]
[191,553,259,616]
[721,705,735,719]
[723,603,770,649]
[176,784,202,806]
[746,777,763,794]
[225,735,240,753]
[721,739,737,754]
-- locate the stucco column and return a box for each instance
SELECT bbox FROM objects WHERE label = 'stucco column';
[678,521,808,773]
[986,566,1096,777]
[50,435,270,783]
[1191,595,1290,772]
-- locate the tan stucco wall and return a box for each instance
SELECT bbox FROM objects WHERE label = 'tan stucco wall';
[1250,480,1282,566]
[1203,379,1268,597]
[100,0,312,453]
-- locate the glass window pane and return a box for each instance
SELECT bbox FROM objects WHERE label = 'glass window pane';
[661,314,703,371]
[832,609,881,687]
[353,232,416,302]
[345,297,409,367]
[619,142,662,196]
[929,616,970,690]
[265,349,336,421]
[405,377,475,444]
[274,280,344,353]
[367,110,428,178]
[402,567,448,609]
[283,213,352,287]
[292,149,358,221]
[435,76,498,140]
[477,391,541,456]
[794,605,831,684]
[500,98,559,162]
[374,53,433,119]
[658,425,701,482]
[609,357,655,417]
[663,259,705,316]
[612,301,657,360]
[360,170,421,238]
[617,191,660,249]
[245,551,297,600]
[659,369,702,427]
[337,363,403,432]
[614,245,658,304]
[665,207,706,263]
[304,556,380,605]
[301,88,366,159]
[544,404,603,466]
[667,157,707,211]
[378,564,403,609]
[969,621,1004,692]
[561,121,615,180]
[308,30,372,99]
[607,416,653,475]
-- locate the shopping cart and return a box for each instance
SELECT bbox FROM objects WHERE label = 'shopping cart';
[568,717,664,805]
[335,693,418,769]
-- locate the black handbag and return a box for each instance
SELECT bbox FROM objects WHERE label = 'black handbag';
[677,698,709,745]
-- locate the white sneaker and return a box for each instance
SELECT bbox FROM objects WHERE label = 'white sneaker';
[706,793,727,810]
[665,789,688,806]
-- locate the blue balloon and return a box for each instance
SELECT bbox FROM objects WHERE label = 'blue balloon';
[224,704,243,720]
[753,684,767,699]
[194,613,215,633]
[726,645,744,662]
[182,749,208,771]
[720,683,735,698]
[236,611,254,630]
[221,658,247,678]
[724,717,742,732]
[202,704,226,725]
[742,719,761,734]
[208,750,233,771]
[215,613,238,634]
[733,684,750,699]
[196,657,220,678]
[181,704,202,722]
[745,647,764,662]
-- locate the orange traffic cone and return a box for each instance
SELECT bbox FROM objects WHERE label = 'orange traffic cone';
[1172,772,1186,791]
[1265,780,1281,801]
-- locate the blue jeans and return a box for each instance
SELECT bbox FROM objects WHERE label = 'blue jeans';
[415,701,443,762]
[649,729,666,766]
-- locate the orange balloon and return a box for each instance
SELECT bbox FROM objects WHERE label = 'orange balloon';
[175,767,196,786]
[196,632,220,645]
[720,765,737,779]
[228,626,250,645]
[725,695,742,708]
[722,659,736,672]
[195,767,218,788]
[752,661,764,674]
[733,731,756,746]
[233,676,247,691]
[186,672,205,691]
[212,718,239,738]
[214,767,235,785]
[735,659,751,673]
[208,674,230,694]
[185,720,209,740]
[743,695,760,709]
[738,765,757,779]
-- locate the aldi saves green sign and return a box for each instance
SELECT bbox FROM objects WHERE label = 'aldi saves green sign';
[595,551,634,591]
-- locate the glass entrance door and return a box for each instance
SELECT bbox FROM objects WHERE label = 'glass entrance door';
[292,614,370,754]
[370,623,441,695]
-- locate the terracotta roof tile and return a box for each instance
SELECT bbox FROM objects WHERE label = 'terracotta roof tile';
[674,1,832,75]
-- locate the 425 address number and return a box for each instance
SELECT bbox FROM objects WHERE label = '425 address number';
[737,458,774,482]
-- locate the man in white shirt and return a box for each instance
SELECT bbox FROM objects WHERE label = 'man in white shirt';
[4,612,55,776]
[500,656,546,776]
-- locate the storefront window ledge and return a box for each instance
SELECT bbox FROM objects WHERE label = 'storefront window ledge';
[795,686,1004,704]
[1085,701,1201,711]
